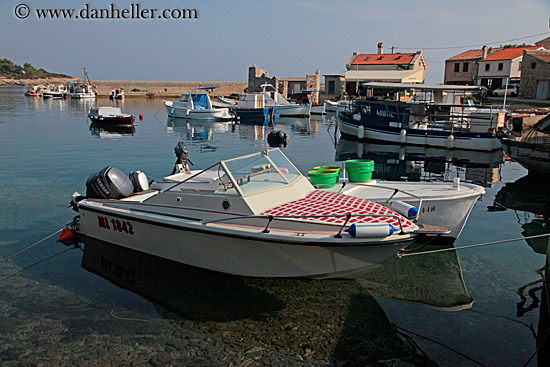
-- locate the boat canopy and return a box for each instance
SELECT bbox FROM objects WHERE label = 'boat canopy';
[360,82,484,92]
[191,94,209,109]
[168,149,302,197]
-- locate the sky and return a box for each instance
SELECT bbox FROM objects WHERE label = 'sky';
[1,0,549,84]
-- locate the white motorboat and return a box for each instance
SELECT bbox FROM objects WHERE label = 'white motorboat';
[164,92,233,121]
[261,84,311,117]
[70,146,447,279]
[325,100,353,113]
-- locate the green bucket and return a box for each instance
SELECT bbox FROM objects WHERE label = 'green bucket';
[308,169,339,188]
[314,166,342,174]
[345,159,374,182]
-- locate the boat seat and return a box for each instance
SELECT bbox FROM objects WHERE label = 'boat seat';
[261,190,416,230]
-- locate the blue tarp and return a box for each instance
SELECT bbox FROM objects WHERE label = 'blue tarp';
[192,94,208,109]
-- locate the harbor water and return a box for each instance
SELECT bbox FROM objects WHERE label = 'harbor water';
[0,87,549,366]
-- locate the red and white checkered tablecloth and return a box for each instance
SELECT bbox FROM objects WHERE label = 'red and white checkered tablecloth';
[261,190,415,230]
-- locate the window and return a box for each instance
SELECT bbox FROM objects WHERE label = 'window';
[364,56,370,62]
[463,62,469,72]
[328,80,335,94]
[498,63,503,71]
[519,61,522,71]
[454,63,460,72]
[485,64,490,71]
[532,62,537,69]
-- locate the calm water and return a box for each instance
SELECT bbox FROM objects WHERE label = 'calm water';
[0,87,549,366]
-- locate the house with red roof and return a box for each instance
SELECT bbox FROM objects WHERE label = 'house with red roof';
[444,47,503,85]
[477,46,542,89]
[520,49,550,99]
[343,43,426,95]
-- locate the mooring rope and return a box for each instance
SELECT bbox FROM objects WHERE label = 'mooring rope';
[0,228,63,264]
[398,233,550,258]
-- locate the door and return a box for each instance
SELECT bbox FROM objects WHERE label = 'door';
[536,81,548,99]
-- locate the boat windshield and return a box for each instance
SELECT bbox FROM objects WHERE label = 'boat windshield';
[168,149,302,196]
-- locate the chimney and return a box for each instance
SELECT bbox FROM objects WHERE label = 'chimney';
[377,42,384,55]
[482,46,488,59]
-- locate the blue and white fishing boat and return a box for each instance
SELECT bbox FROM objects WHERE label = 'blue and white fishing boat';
[234,92,280,120]
[164,89,233,121]
[337,83,507,152]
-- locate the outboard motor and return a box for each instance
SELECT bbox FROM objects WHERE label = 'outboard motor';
[267,130,289,148]
[129,170,149,192]
[86,166,134,199]
[172,141,194,174]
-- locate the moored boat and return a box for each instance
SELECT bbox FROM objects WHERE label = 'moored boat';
[69,147,447,279]
[88,107,135,125]
[164,92,232,121]
[42,84,67,99]
[337,83,506,152]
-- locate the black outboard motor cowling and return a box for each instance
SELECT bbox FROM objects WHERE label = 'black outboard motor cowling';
[267,130,289,148]
[172,141,193,174]
[86,166,134,199]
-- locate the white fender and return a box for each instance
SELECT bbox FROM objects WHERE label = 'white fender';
[357,126,365,139]
[346,223,396,238]
[400,129,407,144]
[447,134,455,149]
[390,201,418,219]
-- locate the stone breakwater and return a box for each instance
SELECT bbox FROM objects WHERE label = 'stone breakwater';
[1,78,248,98]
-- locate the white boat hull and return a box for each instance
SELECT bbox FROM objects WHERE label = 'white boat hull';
[311,104,326,115]
[77,204,412,279]
[164,101,232,121]
[276,104,311,117]
[318,180,484,240]
[338,113,502,152]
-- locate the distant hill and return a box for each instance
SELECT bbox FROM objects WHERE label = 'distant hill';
[0,58,71,79]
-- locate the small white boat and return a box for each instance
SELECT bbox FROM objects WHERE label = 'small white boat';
[261,84,311,117]
[70,147,446,279]
[164,92,233,121]
[88,107,135,125]
[67,83,96,99]
[42,84,67,99]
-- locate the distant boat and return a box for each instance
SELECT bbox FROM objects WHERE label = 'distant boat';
[88,107,135,125]
[109,89,124,100]
[500,113,550,175]
[234,92,279,120]
[42,84,67,99]
[164,91,233,121]
[337,82,506,152]
[67,68,97,99]
[260,84,311,117]
[25,85,47,97]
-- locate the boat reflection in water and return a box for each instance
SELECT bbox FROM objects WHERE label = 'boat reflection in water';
[494,174,550,255]
[167,117,235,151]
[277,117,319,136]
[79,235,444,365]
[336,137,504,187]
[89,122,136,138]
[359,243,473,311]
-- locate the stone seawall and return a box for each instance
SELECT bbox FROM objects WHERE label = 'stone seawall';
[1,78,247,98]
[93,80,247,98]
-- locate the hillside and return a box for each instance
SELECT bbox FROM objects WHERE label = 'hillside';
[0,58,71,79]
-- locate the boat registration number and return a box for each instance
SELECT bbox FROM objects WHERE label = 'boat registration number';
[420,206,436,214]
[97,215,134,235]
